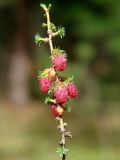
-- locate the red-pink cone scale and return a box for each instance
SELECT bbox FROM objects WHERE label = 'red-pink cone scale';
[54,87,68,104]
[52,55,67,71]
[68,83,78,98]
[39,78,52,93]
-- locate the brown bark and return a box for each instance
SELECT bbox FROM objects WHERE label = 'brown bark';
[9,0,31,105]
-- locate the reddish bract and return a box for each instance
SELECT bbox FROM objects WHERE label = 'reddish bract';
[39,78,52,93]
[54,87,68,104]
[52,55,67,71]
[68,83,78,98]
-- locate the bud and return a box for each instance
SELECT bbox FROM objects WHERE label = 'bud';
[56,106,64,116]
[49,69,56,78]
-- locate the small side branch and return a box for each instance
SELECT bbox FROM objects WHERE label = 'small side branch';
[42,5,53,53]
[59,117,66,145]
[56,117,72,160]
[57,117,66,160]
[37,4,65,51]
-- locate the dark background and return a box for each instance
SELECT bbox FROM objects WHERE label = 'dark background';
[0,0,120,160]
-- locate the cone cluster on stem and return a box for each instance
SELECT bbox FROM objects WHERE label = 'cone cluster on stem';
[35,3,78,159]
[38,48,78,117]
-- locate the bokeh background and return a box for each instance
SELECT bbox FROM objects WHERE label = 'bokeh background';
[0,0,120,160]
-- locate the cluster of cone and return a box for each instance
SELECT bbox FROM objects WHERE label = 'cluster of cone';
[38,49,78,117]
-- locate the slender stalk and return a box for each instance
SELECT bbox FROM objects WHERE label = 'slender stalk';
[42,5,71,160]
[62,154,66,160]
[43,6,53,52]
[57,117,66,160]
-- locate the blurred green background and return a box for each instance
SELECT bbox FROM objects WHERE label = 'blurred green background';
[0,0,120,160]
